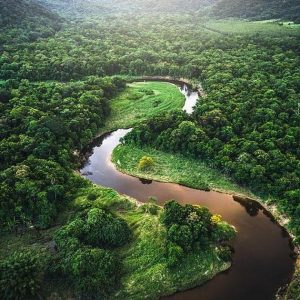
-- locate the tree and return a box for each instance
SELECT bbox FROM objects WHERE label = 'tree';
[0,249,48,300]
[138,156,154,170]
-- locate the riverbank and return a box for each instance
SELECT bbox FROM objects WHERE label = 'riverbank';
[102,81,185,133]
[128,76,206,98]
[73,184,235,299]
[80,79,296,299]
[111,142,298,298]
[112,143,297,247]
[0,180,235,299]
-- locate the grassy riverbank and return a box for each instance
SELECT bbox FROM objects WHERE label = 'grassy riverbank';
[103,81,185,132]
[112,144,256,197]
[0,182,234,299]
[74,185,234,300]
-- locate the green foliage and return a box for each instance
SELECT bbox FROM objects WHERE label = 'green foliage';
[121,22,300,240]
[54,207,130,297]
[103,81,185,131]
[162,201,213,246]
[113,144,245,192]
[0,248,48,300]
[138,88,154,95]
[217,246,232,262]
[162,200,187,227]
[87,192,98,201]
[166,243,184,267]
[162,201,235,263]
[212,0,300,22]
[117,210,232,299]
[0,0,62,45]
[0,158,71,229]
[167,224,194,251]
[140,203,160,215]
[83,208,131,248]
[0,77,126,230]
[138,156,154,170]
[65,247,120,297]
[285,270,300,300]
[55,208,131,249]
[1,3,299,298]
[211,220,236,242]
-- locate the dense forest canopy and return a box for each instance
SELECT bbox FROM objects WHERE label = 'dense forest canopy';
[1,0,299,237]
[0,0,300,298]
[0,0,62,46]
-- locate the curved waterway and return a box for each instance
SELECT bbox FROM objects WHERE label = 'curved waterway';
[80,82,295,300]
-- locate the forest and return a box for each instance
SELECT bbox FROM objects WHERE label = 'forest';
[0,0,300,299]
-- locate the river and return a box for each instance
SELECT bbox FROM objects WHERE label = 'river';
[80,82,295,300]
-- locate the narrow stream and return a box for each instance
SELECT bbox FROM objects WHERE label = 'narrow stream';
[80,82,295,300]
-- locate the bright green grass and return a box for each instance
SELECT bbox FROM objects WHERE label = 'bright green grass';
[114,211,229,299]
[103,81,185,132]
[205,20,300,36]
[112,144,255,197]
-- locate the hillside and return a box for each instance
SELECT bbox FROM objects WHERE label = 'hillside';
[35,0,300,21]
[212,0,300,22]
[0,0,59,27]
[34,0,112,18]
[34,0,214,17]
[0,0,62,45]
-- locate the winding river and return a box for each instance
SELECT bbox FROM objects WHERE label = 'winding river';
[80,82,295,300]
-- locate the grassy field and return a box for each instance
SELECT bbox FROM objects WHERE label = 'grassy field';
[103,81,185,132]
[112,144,255,197]
[205,20,300,36]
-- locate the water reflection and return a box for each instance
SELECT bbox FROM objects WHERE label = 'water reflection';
[80,82,295,300]
[233,195,261,216]
[139,178,153,184]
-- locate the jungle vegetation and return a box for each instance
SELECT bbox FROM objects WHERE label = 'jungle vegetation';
[0,0,299,298]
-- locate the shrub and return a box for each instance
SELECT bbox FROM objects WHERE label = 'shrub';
[166,243,184,267]
[83,208,131,248]
[140,203,160,215]
[211,222,236,242]
[211,214,222,224]
[217,246,232,262]
[138,88,154,95]
[70,247,120,297]
[138,156,154,170]
[55,208,131,249]
[286,271,300,300]
[0,249,48,300]
[162,200,186,226]
[54,208,128,298]
[167,224,193,251]
[87,192,98,201]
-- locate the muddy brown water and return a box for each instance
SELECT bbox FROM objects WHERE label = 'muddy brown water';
[80,83,295,300]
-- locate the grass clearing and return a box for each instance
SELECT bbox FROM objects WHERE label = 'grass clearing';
[205,19,300,36]
[112,144,255,197]
[103,81,185,132]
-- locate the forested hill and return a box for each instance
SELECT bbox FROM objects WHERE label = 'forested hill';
[0,0,62,45]
[0,0,61,27]
[35,0,300,21]
[34,0,213,16]
[34,0,112,18]
[212,0,300,22]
